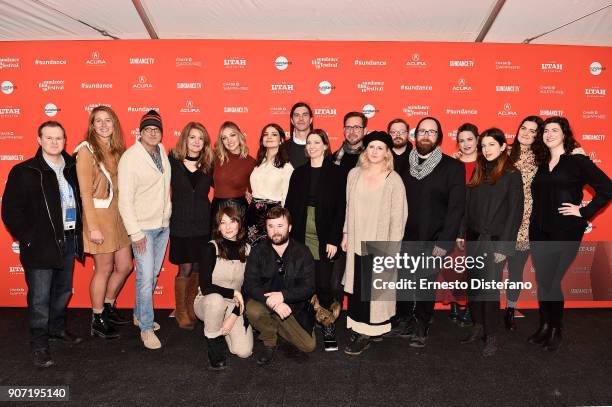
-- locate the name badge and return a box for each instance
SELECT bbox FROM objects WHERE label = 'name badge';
[65,207,77,223]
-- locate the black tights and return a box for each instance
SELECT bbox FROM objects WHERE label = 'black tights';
[315,260,337,309]
[177,262,199,278]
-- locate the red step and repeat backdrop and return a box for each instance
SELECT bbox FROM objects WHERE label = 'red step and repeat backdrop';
[1,40,610,308]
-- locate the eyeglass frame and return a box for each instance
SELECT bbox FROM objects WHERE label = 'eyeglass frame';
[416,128,438,137]
[344,125,364,133]
[141,127,161,135]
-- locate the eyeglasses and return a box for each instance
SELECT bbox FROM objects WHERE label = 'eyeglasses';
[390,130,408,136]
[142,127,161,135]
[417,129,438,137]
[276,258,285,276]
[344,125,364,132]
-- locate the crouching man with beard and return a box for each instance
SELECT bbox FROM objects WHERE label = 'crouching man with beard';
[244,207,316,366]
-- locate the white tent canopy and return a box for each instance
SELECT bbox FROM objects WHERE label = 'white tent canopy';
[0,0,611,45]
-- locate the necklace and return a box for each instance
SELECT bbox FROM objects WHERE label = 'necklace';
[185,155,200,162]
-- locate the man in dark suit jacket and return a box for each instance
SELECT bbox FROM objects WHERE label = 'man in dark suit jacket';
[398,116,466,348]
[244,207,316,366]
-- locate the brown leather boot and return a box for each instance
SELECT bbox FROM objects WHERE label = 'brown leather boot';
[186,272,200,324]
[174,276,194,330]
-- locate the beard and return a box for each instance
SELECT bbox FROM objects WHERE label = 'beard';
[270,232,290,246]
[393,138,409,149]
[416,140,436,155]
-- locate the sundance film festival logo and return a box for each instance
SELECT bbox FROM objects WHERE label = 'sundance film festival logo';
[224,57,247,69]
[129,57,155,64]
[44,103,60,117]
[35,58,67,65]
[400,84,432,91]
[496,85,520,93]
[180,100,200,113]
[452,78,472,92]
[0,106,20,118]
[0,131,23,141]
[177,82,202,89]
[582,134,606,141]
[446,108,478,115]
[403,105,430,117]
[362,104,378,119]
[314,107,337,118]
[354,59,387,67]
[81,82,113,89]
[585,87,606,97]
[495,60,520,70]
[582,110,606,120]
[539,85,564,95]
[223,81,248,91]
[176,57,202,67]
[541,62,563,72]
[0,57,19,70]
[311,57,339,70]
[449,60,474,68]
[0,154,24,161]
[132,75,153,90]
[38,80,64,92]
[589,61,604,76]
[84,103,111,113]
[540,109,564,116]
[318,81,334,95]
[224,106,249,113]
[85,51,106,65]
[498,103,518,117]
[405,53,427,68]
[269,106,287,116]
[275,56,291,71]
[357,80,384,93]
[271,82,295,94]
[1,80,14,94]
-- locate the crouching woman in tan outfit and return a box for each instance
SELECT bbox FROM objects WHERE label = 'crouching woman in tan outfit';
[195,206,253,370]
[75,106,132,340]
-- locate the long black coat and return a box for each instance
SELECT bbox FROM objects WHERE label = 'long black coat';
[401,154,466,252]
[284,159,346,259]
[2,148,84,269]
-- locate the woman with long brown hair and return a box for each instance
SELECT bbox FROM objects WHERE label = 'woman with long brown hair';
[168,122,215,329]
[458,128,524,357]
[75,105,132,339]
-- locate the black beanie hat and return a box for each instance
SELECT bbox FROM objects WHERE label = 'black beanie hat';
[363,130,393,150]
[139,110,163,133]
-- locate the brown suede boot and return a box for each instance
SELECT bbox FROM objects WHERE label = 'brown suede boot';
[174,276,194,330]
[186,272,199,324]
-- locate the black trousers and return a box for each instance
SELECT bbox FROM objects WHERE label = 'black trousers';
[506,249,530,304]
[315,259,337,309]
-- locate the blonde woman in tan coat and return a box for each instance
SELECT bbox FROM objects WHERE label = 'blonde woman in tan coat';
[341,131,408,356]
[75,106,132,340]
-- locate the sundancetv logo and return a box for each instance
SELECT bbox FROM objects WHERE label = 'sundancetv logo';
[85,51,106,65]
[177,82,202,89]
[449,60,474,68]
[311,57,339,70]
[582,134,606,142]
[318,81,333,95]
[540,109,564,116]
[224,106,249,113]
[129,57,155,65]
[0,154,24,161]
[0,57,20,70]
[1,80,14,94]
[38,80,65,92]
[495,85,520,93]
[275,56,290,71]
[362,104,378,119]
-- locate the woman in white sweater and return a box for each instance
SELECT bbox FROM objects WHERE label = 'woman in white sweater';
[245,123,293,245]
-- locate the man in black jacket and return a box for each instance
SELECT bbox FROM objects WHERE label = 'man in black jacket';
[398,116,466,348]
[2,121,84,368]
[244,207,316,366]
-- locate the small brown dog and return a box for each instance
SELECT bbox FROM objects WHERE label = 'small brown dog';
[311,295,341,327]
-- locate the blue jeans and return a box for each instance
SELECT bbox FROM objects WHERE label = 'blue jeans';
[133,228,169,331]
[24,235,75,351]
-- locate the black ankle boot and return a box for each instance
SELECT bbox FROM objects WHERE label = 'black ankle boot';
[504,307,517,331]
[458,307,473,327]
[91,313,120,339]
[527,322,550,345]
[449,302,460,321]
[542,327,562,352]
[103,303,130,326]
[207,336,227,370]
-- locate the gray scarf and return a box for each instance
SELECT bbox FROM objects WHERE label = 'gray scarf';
[333,141,363,166]
[409,146,442,180]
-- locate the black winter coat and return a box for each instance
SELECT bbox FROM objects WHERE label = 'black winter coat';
[284,159,346,260]
[168,153,213,237]
[1,148,84,269]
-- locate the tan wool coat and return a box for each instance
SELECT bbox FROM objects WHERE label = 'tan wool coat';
[342,167,408,324]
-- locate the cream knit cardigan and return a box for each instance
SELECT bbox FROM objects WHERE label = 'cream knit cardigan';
[118,141,172,242]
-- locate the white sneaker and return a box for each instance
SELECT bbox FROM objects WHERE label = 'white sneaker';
[133,315,160,331]
[140,330,161,350]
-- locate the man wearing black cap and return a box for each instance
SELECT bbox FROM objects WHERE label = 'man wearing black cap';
[118,110,172,350]
[397,116,465,348]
